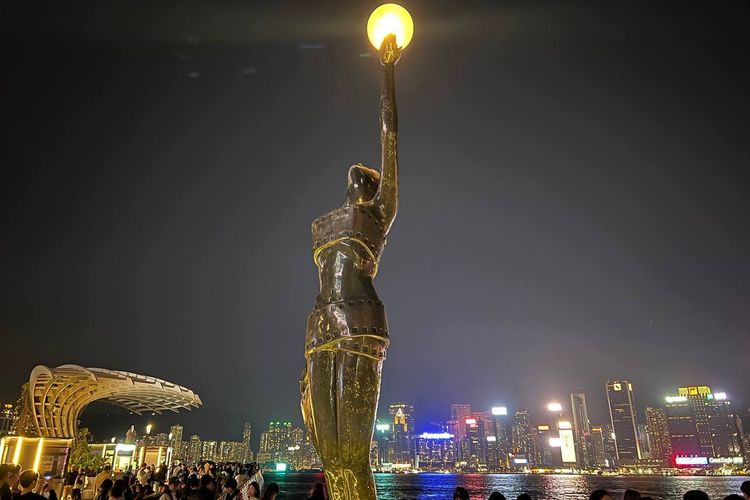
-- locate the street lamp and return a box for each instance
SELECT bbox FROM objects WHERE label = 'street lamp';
[146,424,153,435]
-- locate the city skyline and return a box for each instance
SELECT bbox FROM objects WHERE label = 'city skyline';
[39,378,745,456]
[2,0,749,450]
[1,371,746,445]
[38,381,743,473]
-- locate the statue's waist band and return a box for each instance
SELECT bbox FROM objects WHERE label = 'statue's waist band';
[305,298,389,356]
[305,333,389,361]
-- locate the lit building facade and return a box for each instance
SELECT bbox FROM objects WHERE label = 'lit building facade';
[448,404,472,459]
[665,386,743,463]
[188,435,202,463]
[259,421,292,462]
[511,409,533,466]
[170,425,184,460]
[644,407,671,465]
[570,393,592,468]
[0,404,17,436]
[242,422,253,462]
[605,380,641,464]
[388,403,414,464]
[201,440,218,461]
[412,432,455,469]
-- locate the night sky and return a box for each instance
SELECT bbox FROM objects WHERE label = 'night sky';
[2,0,749,444]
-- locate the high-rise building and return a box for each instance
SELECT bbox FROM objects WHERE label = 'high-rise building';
[188,435,202,463]
[374,420,391,466]
[644,407,672,465]
[601,424,618,466]
[448,404,472,458]
[201,440,218,461]
[0,403,17,436]
[460,417,484,470]
[170,425,184,459]
[490,406,511,470]
[389,403,415,465]
[511,409,533,465]
[533,424,552,468]
[605,380,641,464]
[590,426,607,467]
[258,421,292,462]
[242,422,253,463]
[665,386,743,462]
[570,393,592,468]
[473,411,493,468]
[219,441,246,462]
[156,432,170,446]
[412,432,456,470]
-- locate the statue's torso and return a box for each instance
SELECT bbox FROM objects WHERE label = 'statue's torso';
[306,202,390,359]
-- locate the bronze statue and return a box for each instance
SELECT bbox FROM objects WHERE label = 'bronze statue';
[300,34,401,500]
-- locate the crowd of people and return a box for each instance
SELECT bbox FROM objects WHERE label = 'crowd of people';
[4,461,750,500]
[451,482,750,500]
[0,461,329,500]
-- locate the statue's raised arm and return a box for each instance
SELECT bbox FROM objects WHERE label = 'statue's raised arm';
[375,34,400,232]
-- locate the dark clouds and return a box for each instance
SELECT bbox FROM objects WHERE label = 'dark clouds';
[1,0,749,441]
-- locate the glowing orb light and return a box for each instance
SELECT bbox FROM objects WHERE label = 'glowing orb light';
[367,3,414,50]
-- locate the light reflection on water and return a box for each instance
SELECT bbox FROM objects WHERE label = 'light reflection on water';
[265,472,746,500]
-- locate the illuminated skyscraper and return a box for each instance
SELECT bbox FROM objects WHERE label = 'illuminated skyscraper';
[188,435,202,462]
[259,421,292,461]
[665,386,743,461]
[412,432,456,470]
[202,440,218,461]
[570,393,592,468]
[449,404,472,457]
[170,425,184,459]
[511,409,533,464]
[605,380,641,464]
[388,403,415,464]
[0,403,16,436]
[590,426,607,467]
[473,411,493,467]
[645,407,671,465]
[242,422,253,462]
[490,406,510,470]
[460,417,484,470]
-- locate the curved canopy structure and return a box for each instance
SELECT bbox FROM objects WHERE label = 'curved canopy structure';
[20,365,202,438]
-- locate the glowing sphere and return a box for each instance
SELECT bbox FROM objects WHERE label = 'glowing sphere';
[367,3,414,50]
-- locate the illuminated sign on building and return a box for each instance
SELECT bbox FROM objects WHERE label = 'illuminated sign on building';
[549,437,562,448]
[376,424,390,432]
[537,425,549,431]
[491,407,508,416]
[675,456,708,466]
[418,432,454,440]
[714,392,727,401]
[486,436,496,442]
[513,458,528,464]
[465,418,477,426]
[558,421,572,430]
[665,396,688,403]
[708,457,743,464]
[559,429,576,463]
[547,403,563,412]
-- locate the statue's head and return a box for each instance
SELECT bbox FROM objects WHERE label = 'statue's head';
[345,164,380,204]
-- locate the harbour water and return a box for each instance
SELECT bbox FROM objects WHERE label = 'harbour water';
[264,472,747,500]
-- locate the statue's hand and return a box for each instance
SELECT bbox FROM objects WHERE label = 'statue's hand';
[380,34,401,65]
